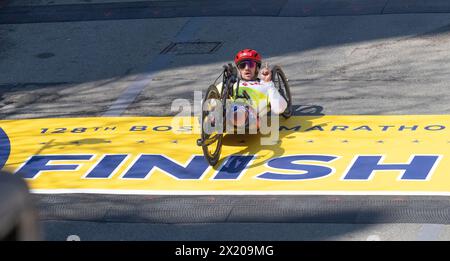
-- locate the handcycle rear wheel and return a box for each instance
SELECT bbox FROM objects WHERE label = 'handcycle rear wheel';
[271,65,292,118]
[197,64,238,166]
[200,84,223,166]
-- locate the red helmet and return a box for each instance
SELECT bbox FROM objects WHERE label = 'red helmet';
[234,49,262,65]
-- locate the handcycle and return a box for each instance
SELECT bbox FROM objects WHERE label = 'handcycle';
[196,63,292,166]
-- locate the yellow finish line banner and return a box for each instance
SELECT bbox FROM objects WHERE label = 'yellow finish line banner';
[1,115,449,195]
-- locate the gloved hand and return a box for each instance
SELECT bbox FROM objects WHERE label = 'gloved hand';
[260,62,272,82]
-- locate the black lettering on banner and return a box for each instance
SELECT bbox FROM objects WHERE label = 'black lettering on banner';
[130,126,147,131]
[425,125,445,131]
[71,128,87,133]
[353,125,372,131]
[399,125,418,131]
[41,127,117,133]
[279,125,301,131]
[380,125,395,131]
[331,125,348,131]
[153,126,172,131]
[305,125,324,131]
[52,128,67,133]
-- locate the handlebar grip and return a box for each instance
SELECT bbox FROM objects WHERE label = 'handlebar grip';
[231,65,237,76]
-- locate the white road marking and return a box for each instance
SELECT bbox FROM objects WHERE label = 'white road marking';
[30,189,450,196]
[67,235,81,241]
[103,18,203,116]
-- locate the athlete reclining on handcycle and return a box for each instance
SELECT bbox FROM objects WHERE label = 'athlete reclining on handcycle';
[214,49,288,132]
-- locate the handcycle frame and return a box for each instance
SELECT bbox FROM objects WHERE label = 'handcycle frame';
[197,63,292,166]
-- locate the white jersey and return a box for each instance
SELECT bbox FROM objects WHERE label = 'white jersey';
[216,79,287,115]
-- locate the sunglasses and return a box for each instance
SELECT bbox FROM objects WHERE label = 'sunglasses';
[237,60,257,69]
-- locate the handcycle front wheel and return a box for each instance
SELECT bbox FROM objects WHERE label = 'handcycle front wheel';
[271,65,293,119]
[199,84,223,166]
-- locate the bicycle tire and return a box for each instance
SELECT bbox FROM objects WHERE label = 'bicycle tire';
[201,84,223,166]
[271,65,293,119]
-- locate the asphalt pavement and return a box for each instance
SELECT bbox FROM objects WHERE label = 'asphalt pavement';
[1,0,450,240]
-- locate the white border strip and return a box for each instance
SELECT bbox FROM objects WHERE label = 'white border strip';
[30,189,450,196]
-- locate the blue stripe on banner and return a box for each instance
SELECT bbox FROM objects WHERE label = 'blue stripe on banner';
[0,128,11,170]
